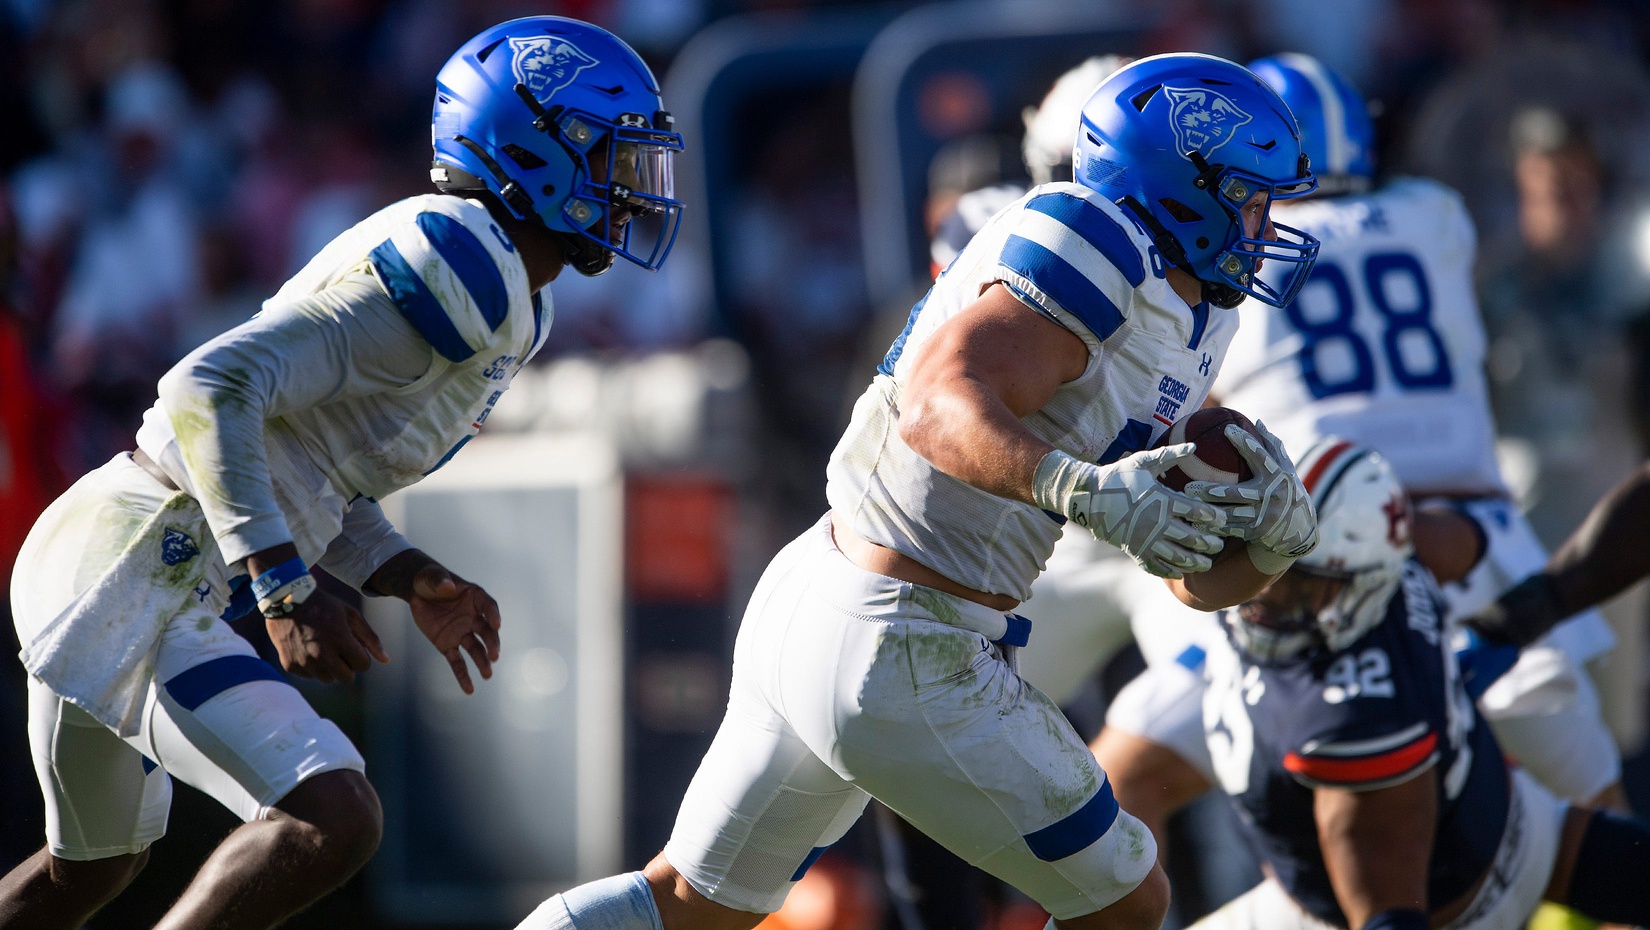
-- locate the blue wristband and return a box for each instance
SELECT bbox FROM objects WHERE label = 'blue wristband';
[251,557,309,601]
[1362,908,1427,930]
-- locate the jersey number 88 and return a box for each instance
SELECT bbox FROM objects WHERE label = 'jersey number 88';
[1286,251,1454,399]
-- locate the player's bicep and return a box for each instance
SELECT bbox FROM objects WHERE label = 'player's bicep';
[904,283,1088,419]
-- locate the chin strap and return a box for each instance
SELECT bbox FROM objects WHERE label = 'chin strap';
[556,231,614,276]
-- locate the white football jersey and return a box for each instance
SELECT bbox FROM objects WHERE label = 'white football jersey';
[1217,177,1502,493]
[828,182,1235,601]
[138,193,551,568]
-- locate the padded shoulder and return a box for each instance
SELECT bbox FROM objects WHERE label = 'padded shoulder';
[366,195,532,363]
[991,182,1155,343]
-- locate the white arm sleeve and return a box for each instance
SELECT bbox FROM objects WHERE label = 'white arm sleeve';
[157,272,432,564]
[317,499,416,592]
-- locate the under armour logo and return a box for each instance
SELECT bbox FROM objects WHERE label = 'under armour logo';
[1199,354,1212,377]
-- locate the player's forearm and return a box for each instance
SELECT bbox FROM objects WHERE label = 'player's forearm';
[1473,461,1650,649]
[1168,545,1279,610]
[898,378,1053,506]
[1547,460,1650,613]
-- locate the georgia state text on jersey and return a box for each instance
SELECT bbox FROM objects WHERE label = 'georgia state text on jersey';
[136,192,552,569]
[1216,177,1500,494]
[827,181,1236,600]
[1203,561,1508,928]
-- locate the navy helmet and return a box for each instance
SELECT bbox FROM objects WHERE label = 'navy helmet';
[431,17,684,275]
[1248,53,1375,196]
[1074,53,1319,308]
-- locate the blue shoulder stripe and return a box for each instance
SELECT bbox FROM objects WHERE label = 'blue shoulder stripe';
[416,212,509,332]
[1025,192,1145,287]
[370,239,477,362]
[999,235,1125,341]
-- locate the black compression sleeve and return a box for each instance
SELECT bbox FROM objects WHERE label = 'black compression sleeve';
[1466,573,1567,649]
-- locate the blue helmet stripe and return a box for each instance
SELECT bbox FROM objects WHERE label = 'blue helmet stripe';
[999,235,1125,341]
[878,290,931,376]
[415,212,510,332]
[370,239,478,362]
[1024,192,1145,287]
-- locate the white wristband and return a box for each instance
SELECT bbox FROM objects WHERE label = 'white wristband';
[258,573,318,618]
[1246,541,1297,576]
[1032,449,1094,515]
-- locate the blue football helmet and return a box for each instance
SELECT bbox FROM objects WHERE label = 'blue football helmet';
[1247,53,1375,195]
[1074,53,1319,308]
[431,17,684,275]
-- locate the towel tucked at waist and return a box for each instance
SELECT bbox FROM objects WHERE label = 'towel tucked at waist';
[19,490,212,736]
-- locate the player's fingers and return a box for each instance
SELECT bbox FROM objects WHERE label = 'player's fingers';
[1226,424,1279,474]
[1131,442,1200,474]
[1136,554,1182,579]
[476,615,501,662]
[1151,539,1211,575]
[333,623,372,675]
[348,610,390,665]
[461,634,493,681]
[482,594,502,632]
[446,650,475,695]
[1162,520,1225,554]
[1252,419,1291,463]
[1163,489,1226,528]
[1184,480,1263,505]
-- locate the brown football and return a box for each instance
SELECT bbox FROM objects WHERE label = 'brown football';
[1155,407,1260,492]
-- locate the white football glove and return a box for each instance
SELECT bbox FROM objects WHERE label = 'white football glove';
[1183,421,1318,573]
[1034,446,1227,579]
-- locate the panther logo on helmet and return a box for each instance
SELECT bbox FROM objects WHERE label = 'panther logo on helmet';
[1164,86,1253,158]
[509,36,600,102]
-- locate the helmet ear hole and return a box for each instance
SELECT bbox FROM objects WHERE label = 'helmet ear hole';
[503,144,548,170]
[1158,198,1204,223]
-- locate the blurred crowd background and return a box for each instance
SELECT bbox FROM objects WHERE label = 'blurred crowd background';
[6,0,1650,927]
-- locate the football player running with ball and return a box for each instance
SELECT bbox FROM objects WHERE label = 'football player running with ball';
[1191,440,1650,930]
[516,54,1318,930]
[1094,54,1629,857]
[0,17,683,930]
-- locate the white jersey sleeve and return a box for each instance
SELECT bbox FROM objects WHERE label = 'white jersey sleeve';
[1216,177,1502,493]
[153,277,432,564]
[140,194,550,572]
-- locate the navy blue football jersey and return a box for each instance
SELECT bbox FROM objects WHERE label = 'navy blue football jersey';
[1203,561,1509,927]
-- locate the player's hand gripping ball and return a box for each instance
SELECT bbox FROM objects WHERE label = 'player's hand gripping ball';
[1154,407,1260,492]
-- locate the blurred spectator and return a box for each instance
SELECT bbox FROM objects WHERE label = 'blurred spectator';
[48,61,202,468]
